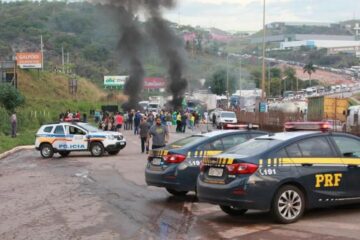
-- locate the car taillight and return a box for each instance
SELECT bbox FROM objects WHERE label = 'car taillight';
[200,161,206,172]
[164,154,186,164]
[226,163,259,175]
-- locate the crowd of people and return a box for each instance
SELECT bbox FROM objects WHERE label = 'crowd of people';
[59,108,206,153]
[59,110,87,123]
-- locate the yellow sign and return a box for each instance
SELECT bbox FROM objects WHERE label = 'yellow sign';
[315,173,342,188]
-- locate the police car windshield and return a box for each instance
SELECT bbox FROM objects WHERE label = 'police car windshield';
[167,136,205,149]
[225,138,282,157]
[221,112,236,118]
[79,123,99,132]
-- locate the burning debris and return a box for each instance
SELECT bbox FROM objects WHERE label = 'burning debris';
[91,0,187,111]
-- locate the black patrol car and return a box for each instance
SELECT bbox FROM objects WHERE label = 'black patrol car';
[197,130,360,223]
[145,130,266,196]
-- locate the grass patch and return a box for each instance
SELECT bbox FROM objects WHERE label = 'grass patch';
[0,129,36,153]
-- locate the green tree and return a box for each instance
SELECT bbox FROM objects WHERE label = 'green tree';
[283,67,297,92]
[0,84,25,112]
[303,62,316,86]
[207,69,236,95]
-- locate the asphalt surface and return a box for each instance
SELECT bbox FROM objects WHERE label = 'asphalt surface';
[1,127,360,240]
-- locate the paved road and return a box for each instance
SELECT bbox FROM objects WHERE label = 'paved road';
[1,128,360,240]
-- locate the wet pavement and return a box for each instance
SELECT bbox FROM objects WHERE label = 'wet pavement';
[1,128,360,240]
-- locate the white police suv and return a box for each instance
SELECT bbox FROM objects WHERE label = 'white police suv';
[35,122,126,158]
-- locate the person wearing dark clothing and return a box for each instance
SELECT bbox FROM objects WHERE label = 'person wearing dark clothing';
[212,112,216,128]
[10,112,17,138]
[128,111,134,130]
[181,113,187,133]
[139,117,150,153]
[134,111,142,135]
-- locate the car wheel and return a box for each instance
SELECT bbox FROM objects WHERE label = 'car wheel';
[59,151,70,157]
[272,185,305,224]
[108,150,120,155]
[166,188,188,196]
[90,142,104,157]
[219,205,248,216]
[40,143,54,158]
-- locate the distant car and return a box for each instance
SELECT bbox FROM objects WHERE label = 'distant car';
[213,110,238,129]
[145,129,267,196]
[35,122,126,158]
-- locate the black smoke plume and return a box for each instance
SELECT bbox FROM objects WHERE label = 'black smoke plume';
[145,2,187,110]
[91,0,187,111]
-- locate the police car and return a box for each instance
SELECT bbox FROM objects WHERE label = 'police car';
[197,123,360,223]
[145,129,266,196]
[35,122,126,158]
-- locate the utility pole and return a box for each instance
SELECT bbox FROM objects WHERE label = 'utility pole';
[40,35,44,71]
[226,54,229,108]
[66,52,69,74]
[261,0,266,100]
[61,46,64,73]
[268,63,271,97]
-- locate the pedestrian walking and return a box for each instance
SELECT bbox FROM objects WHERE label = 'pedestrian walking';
[139,117,150,153]
[147,117,169,150]
[10,111,17,138]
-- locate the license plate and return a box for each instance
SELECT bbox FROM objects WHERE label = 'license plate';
[120,142,125,145]
[152,158,162,166]
[208,167,223,177]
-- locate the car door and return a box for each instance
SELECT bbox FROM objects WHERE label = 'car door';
[331,135,360,198]
[293,136,348,204]
[52,125,67,151]
[66,125,88,151]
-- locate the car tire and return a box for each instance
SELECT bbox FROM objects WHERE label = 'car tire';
[271,185,305,224]
[90,142,104,157]
[59,151,70,157]
[219,205,248,216]
[108,150,120,155]
[40,143,54,158]
[166,188,188,196]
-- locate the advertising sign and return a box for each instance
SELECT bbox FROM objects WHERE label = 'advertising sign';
[104,76,128,88]
[16,52,42,69]
[144,77,166,89]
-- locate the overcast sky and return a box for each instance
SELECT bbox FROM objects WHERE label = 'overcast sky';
[163,0,360,32]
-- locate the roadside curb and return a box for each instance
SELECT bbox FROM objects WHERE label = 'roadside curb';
[0,145,35,160]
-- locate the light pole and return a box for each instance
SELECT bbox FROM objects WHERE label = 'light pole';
[226,54,229,109]
[261,0,266,101]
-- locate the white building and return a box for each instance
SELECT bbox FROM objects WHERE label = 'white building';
[280,40,360,50]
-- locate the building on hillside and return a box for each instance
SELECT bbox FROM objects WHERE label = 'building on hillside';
[0,61,17,87]
[280,40,360,57]
[266,22,335,29]
[251,34,355,44]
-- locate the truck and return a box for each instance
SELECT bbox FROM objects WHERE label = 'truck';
[346,105,360,132]
[307,96,348,122]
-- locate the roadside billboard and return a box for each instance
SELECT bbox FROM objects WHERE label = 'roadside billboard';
[16,52,42,69]
[144,77,166,89]
[104,76,128,88]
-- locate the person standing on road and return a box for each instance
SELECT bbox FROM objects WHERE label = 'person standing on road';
[134,110,141,135]
[139,117,150,153]
[147,117,169,150]
[10,111,17,138]
[115,112,123,132]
